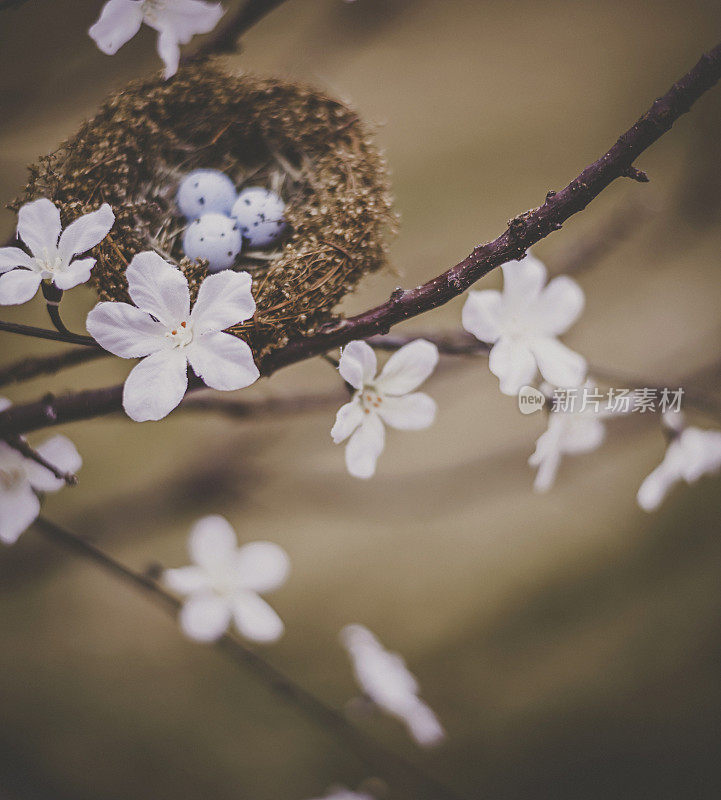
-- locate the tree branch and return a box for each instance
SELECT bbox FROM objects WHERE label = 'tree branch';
[5,436,78,485]
[1,42,721,436]
[0,319,99,347]
[180,0,289,65]
[0,347,107,389]
[34,516,464,800]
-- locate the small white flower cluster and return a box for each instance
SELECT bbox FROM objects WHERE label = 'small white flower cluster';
[461,251,721,510]
[177,170,287,272]
[89,0,225,79]
[162,522,446,749]
[0,199,115,305]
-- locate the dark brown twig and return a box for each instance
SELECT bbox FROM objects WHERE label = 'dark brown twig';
[180,0,289,65]
[0,347,107,389]
[5,436,78,485]
[34,517,465,800]
[0,319,99,347]
[2,43,721,436]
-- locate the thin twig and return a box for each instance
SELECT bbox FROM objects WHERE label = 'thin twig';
[0,347,108,389]
[2,42,721,436]
[0,319,99,347]
[5,436,78,485]
[34,517,465,800]
[180,0,289,66]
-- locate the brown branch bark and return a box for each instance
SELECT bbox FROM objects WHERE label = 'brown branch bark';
[34,516,465,800]
[1,42,720,436]
[180,0,289,65]
[0,347,107,389]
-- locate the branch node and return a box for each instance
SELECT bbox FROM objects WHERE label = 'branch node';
[622,165,650,183]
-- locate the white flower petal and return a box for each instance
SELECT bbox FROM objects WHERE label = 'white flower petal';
[17,199,61,257]
[488,337,537,395]
[376,339,439,395]
[156,29,181,80]
[187,332,259,391]
[331,399,364,443]
[53,257,96,291]
[190,270,255,333]
[0,398,11,412]
[234,541,290,594]
[154,0,225,42]
[637,462,677,512]
[532,275,585,336]
[677,428,721,482]
[345,413,385,479]
[531,447,562,493]
[122,349,188,422]
[57,204,114,263]
[125,251,190,326]
[88,0,144,55]
[231,591,284,643]
[0,481,40,546]
[0,269,42,305]
[562,417,606,454]
[500,253,547,312]
[531,337,586,389]
[179,593,231,642]
[164,566,210,595]
[461,290,503,343]
[376,393,436,430]
[0,247,35,273]
[26,435,82,493]
[402,699,446,748]
[188,515,238,569]
[338,341,377,390]
[87,301,167,358]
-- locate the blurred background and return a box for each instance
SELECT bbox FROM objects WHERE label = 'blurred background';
[1,1,721,798]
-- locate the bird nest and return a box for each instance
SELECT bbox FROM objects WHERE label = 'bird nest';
[15,64,395,359]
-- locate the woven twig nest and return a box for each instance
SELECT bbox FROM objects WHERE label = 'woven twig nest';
[16,64,395,358]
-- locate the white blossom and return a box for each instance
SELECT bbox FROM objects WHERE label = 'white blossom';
[528,382,625,492]
[637,424,721,512]
[340,624,446,748]
[86,251,259,422]
[164,515,289,643]
[462,253,586,395]
[0,199,114,305]
[89,0,225,80]
[331,340,439,479]
[0,399,82,546]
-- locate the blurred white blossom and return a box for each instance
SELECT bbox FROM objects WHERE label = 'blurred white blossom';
[86,251,259,422]
[0,399,81,546]
[331,340,438,479]
[89,0,225,79]
[0,199,114,305]
[164,515,289,643]
[529,382,627,492]
[637,422,721,512]
[462,253,586,395]
[307,788,373,800]
[340,624,446,747]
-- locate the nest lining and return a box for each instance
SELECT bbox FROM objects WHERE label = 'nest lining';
[16,63,395,358]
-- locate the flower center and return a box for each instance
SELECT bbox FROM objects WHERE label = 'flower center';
[166,320,193,349]
[0,465,24,491]
[141,0,166,23]
[35,247,64,277]
[359,387,384,414]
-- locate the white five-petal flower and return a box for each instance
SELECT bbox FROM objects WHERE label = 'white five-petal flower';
[462,253,586,395]
[164,515,289,643]
[0,199,114,305]
[331,340,439,479]
[89,0,225,79]
[528,383,624,492]
[0,399,82,546]
[340,624,446,748]
[86,251,259,422]
[637,423,721,512]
